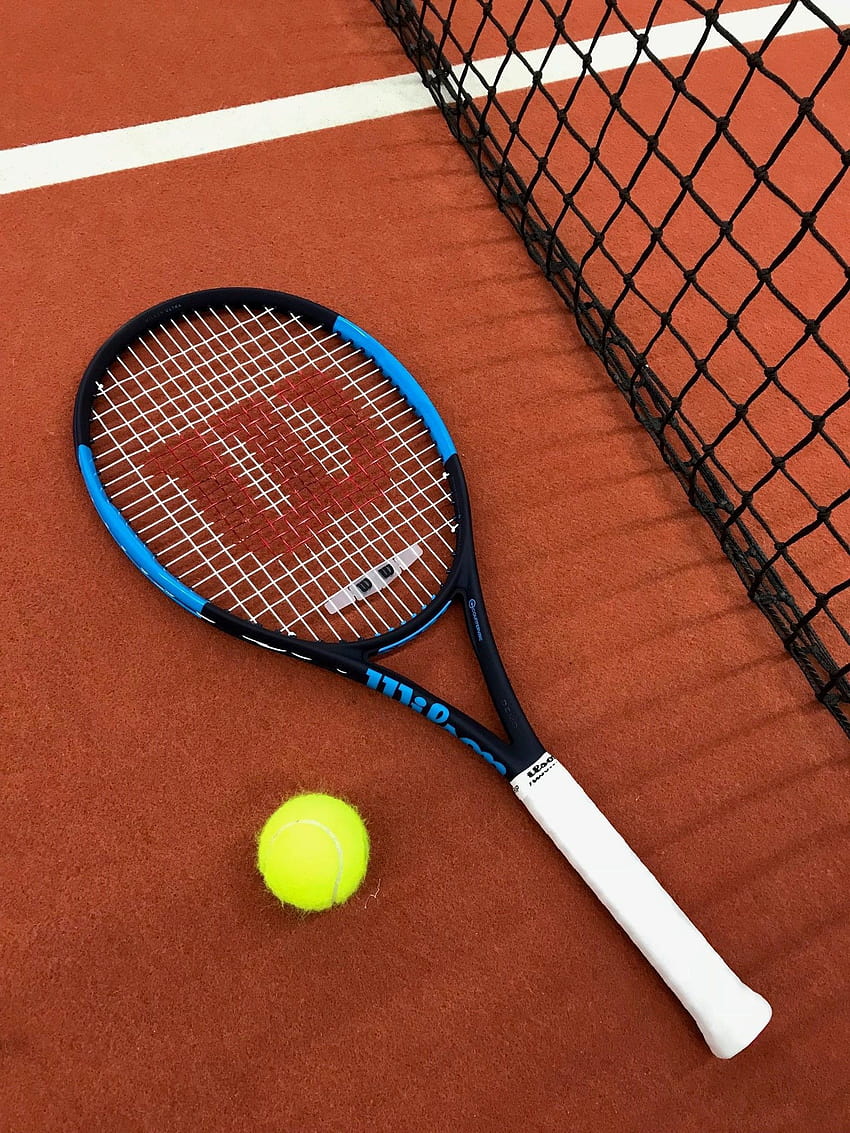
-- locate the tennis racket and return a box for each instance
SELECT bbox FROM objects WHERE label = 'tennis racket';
[74,286,771,1058]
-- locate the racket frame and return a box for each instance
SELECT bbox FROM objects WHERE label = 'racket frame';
[74,287,545,779]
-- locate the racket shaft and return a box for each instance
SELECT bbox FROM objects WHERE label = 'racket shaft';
[512,756,771,1058]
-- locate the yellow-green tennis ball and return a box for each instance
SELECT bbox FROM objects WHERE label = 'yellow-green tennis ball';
[256,794,370,912]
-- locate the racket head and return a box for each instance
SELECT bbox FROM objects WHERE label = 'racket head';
[74,287,471,657]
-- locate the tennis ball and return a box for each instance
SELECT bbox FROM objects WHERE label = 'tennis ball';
[257,793,370,912]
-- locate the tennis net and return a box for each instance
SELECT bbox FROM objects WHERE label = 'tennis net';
[373,0,850,738]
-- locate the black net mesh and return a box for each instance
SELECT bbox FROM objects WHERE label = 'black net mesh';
[373,0,850,738]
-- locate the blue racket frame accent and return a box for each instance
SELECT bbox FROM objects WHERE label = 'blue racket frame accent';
[376,601,451,654]
[335,316,456,463]
[77,444,206,616]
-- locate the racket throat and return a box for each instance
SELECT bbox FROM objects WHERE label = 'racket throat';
[455,586,544,772]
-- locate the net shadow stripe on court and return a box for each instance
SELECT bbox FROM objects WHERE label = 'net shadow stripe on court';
[374,0,850,738]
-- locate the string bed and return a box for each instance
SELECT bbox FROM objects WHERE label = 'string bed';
[89,302,457,642]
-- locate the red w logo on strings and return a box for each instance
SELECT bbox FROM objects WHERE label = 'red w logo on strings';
[144,369,393,557]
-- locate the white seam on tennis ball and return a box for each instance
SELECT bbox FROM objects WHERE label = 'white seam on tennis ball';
[263,819,345,905]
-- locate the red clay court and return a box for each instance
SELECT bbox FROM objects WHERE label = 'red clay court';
[2,2,849,1130]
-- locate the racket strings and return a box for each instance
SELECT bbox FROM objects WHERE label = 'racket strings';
[89,303,457,641]
[104,387,451,639]
[99,382,423,641]
[143,367,395,557]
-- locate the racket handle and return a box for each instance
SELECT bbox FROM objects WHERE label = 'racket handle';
[511,755,771,1058]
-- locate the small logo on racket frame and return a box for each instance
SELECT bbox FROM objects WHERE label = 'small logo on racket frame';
[467,598,483,642]
[365,668,505,774]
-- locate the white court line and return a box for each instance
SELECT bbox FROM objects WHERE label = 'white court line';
[0,1,846,196]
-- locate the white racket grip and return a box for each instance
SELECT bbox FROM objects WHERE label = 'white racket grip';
[511,755,771,1058]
